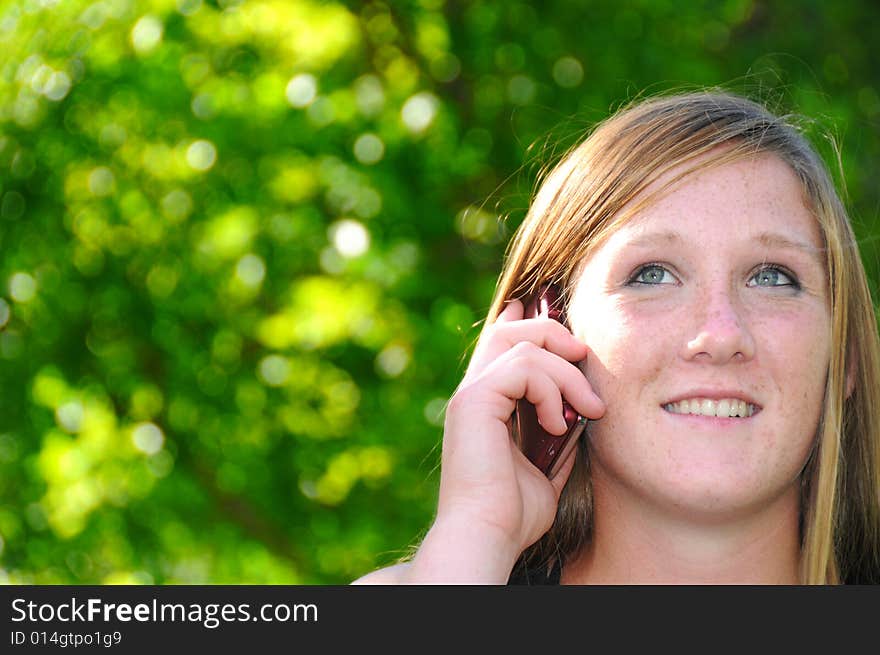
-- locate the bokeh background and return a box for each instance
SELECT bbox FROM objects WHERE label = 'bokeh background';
[1,0,878,584]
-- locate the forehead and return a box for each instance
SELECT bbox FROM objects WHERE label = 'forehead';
[597,153,824,254]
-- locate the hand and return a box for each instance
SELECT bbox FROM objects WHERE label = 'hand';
[424,298,605,579]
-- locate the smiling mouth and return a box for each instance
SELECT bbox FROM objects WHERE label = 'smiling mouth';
[662,398,760,418]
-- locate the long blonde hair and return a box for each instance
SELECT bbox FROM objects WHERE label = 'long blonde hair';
[487,91,880,584]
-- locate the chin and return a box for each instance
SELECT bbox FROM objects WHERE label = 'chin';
[643,473,801,525]
[592,449,795,522]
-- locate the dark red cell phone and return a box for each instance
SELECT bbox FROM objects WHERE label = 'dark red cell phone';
[513,284,588,479]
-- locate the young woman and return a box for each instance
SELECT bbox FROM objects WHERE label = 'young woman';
[355,91,880,584]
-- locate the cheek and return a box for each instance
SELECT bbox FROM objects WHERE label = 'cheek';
[758,305,830,396]
[762,313,830,450]
[576,297,676,403]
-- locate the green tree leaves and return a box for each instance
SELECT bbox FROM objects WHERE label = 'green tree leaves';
[1,0,877,583]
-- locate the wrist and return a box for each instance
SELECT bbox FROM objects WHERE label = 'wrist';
[404,515,521,584]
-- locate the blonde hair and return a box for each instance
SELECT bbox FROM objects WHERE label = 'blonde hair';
[487,91,880,584]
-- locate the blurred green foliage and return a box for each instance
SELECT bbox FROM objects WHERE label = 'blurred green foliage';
[1,0,878,584]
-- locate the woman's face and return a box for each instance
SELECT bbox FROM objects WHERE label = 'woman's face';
[568,153,831,522]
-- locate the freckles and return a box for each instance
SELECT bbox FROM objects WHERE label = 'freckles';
[610,327,673,390]
[584,313,677,421]
[753,389,818,483]
[757,312,829,401]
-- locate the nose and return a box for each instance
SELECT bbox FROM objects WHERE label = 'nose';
[682,286,756,363]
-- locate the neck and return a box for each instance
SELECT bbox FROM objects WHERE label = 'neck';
[561,470,803,585]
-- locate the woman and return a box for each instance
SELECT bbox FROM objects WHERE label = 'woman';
[355,91,880,584]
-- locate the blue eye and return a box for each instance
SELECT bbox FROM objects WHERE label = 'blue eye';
[629,264,676,285]
[748,266,799,288]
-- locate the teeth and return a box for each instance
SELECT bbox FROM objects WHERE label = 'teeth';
[663,398,756,418]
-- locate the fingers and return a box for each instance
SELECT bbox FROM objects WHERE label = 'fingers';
[548,443,578,493]
[468,341,605,432]
[467,313,589,385]
[506,342,605,424]
[496,299,524,323]
[513,367,569,435]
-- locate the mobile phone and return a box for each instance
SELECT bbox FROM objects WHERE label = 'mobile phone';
[512,284,588,479]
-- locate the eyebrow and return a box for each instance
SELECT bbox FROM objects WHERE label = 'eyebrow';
[625,230,826,267]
